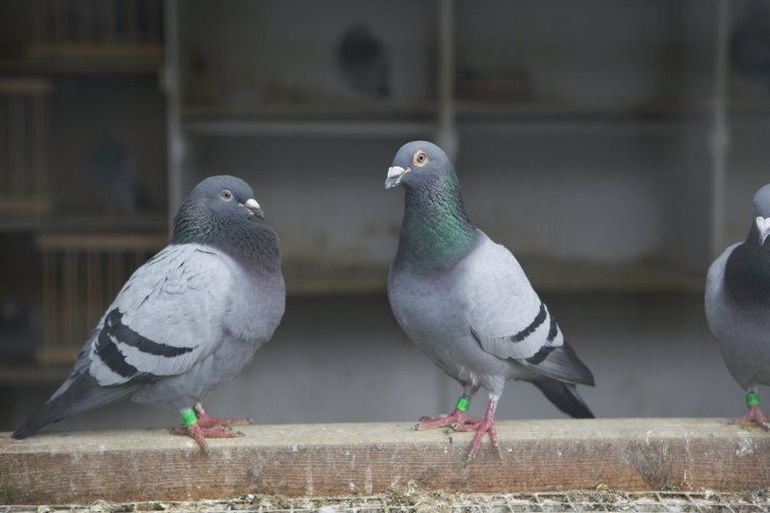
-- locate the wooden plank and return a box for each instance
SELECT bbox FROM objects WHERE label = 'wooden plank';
[1,418,769,505]
[36,233,167,251]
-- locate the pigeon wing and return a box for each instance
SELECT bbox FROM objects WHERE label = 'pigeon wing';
[86,243,233,387]
[466,238,593,385]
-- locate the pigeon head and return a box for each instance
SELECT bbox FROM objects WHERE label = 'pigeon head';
[186,175,264,221]
[386,141,479,272]
[751,184,770,246]
[385,140,453,191]
[172,175,280,271]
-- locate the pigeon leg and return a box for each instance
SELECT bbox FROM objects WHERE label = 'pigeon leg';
[170,407,243,453]
[416,385,482,430]
[735,391,770,430]
[194,402,253,428]
[454,394,502,461]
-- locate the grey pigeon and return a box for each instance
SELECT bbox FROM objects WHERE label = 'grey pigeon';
[731,0,770,92]
[385,141,595,460]
[85,129,152,214]
[335,23,390,99]
[13,176,285,451]
[706,184,770,430]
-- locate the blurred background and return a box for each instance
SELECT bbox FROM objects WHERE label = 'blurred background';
[0,0,767,433]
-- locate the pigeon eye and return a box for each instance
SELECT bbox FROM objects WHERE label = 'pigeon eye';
[220,189,233,201]
[413,150,429,167]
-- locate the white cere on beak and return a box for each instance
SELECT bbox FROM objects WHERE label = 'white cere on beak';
[385,166,411,189]
[757,216,770,245]
[245,198,260,211]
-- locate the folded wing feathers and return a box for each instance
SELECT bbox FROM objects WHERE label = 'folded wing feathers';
[471,301,563,361]
[87,244,231,386]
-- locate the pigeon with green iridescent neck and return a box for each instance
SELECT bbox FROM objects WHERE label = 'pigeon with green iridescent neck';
[13,175,285,451]
[385,141,595,461]
[706,184,770,430]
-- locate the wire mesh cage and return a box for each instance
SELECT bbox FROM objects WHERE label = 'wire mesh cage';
[0,79,51,218]
[36,233,165,365]
[2,491,769,513]
[27,0,164,72]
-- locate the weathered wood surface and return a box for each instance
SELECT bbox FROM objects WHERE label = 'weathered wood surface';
[1,418,768,504]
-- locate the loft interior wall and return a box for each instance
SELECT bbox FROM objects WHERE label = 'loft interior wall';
[49,76,167,214]
[177,0,437,108]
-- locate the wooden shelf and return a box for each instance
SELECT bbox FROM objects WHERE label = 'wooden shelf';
[0,364,70,386]
[182,102,436,121]
[36,232,167,251]
[16,43,164,75]
[521,257,704,293]
[2,419,769,504]
[0,198,52,216]
[0,213,167,234]
[185,119,434,138]
[283,257,702,296]
[181,99,770,139]
[181,102,436,137]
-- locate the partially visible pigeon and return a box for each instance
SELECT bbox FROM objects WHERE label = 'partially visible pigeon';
[706,184,770,430]
[85,129,152,214]
[731,0,770,91]
[13,176,286,451]
[335,23,390,99]
[0,297,41,363]
[385,141,595,461]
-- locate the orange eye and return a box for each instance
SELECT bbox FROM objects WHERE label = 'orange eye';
[413,150,429,167]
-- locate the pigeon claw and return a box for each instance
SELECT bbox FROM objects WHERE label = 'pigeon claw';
[415,410,483,431]
[734,406,770,431]
[456,418,501,462]
[171,424,241,454]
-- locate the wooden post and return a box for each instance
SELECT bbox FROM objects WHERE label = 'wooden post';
[1,419,769,505]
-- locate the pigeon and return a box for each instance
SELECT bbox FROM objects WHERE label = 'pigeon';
[706,184,770,430]
[731,0,770,92]
[335,23,390,99]
[385,141,595,460]
[0,297,41,363]
[85,129,152,214]
[13,175,286,451]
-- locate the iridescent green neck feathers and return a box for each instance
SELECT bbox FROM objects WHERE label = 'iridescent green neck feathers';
[395,171,479,273]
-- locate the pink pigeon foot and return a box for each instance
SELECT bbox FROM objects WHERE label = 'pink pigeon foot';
[195,403,253,428]
[171,423,242,453]
[454,396,502,461]
[735,405,770,430]
[416,409,483,431]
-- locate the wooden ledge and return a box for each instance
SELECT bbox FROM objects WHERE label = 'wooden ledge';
[1,419,769,504]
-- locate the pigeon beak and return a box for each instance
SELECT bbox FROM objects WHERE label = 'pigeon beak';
[385,166,410,190]
[242,198,265,219]
[757,216,770,245]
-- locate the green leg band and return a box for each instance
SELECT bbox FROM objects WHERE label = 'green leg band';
[746,391,761,408]
[455,396,471,413]
[181,408,198,427]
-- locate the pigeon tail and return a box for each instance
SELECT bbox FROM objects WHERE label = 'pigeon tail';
[12,373,134,439]
[523,342,595,386]
[531,379,594,419]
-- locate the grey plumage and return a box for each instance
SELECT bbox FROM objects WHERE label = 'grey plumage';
[14,175,285,439]
[706,184,770,396]
[385,141,594,427]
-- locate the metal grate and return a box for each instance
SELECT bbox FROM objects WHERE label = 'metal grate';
[0,79,51,215]
[36,233,166,365]
[2,491,769,513]
[33,0,163,45]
